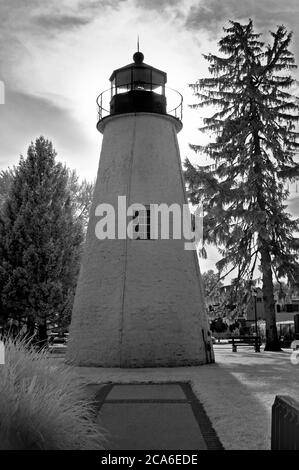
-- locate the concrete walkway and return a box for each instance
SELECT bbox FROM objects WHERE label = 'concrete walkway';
[87,382,223,450]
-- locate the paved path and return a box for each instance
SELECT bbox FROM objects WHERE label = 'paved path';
[87,382,223,450]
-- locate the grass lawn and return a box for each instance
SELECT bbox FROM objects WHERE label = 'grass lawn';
[58,345,299,450]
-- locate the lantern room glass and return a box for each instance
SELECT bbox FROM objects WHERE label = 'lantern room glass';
[110,58,166,97]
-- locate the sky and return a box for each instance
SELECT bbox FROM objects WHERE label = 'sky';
[0,0,299,275]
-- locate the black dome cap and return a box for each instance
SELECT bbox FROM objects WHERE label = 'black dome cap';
[133,51,144,64]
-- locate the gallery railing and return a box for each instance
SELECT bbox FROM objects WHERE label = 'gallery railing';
[96,84,183,123]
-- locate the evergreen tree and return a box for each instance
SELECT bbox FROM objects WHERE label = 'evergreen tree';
[0,137,84,345]
[185,20,299,351]
[202,269,223,300]
[0,167,94,228]
[0,168,15,214]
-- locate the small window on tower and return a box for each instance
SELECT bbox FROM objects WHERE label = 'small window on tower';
[132,206,151,240]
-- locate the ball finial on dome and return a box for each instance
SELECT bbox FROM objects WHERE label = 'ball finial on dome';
[133,51,144,64]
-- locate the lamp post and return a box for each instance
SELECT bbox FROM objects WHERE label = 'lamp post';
[251,287,260,352]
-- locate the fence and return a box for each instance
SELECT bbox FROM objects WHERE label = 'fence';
[271,395,299,449]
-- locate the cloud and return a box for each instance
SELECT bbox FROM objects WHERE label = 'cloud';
[132,0,187,24]
[0,0,98,40]
[185,0,230,34]
[184,0,299,36]
[135,0,181,9]
[33,13,92,31]
[0,1,97,87]
[0,87,93,169]
[0,0,125,178]
[79,0,128,11]
[32,1,130,32]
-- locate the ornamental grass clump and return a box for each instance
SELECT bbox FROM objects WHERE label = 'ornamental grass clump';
[0,336,107,449]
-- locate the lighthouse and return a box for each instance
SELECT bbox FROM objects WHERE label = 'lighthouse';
[66,50,214,367]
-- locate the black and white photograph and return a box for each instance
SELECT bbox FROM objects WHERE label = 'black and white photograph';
[0,0,299,457]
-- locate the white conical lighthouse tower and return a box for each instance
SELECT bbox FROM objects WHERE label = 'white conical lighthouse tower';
[66,50,214,367]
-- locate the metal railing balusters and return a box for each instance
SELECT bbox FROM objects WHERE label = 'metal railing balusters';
[96,84,183,125]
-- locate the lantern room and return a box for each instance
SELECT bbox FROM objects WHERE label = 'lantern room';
[109,51,167,115]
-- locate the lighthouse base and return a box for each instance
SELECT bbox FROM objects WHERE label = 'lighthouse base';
[66,113,214,368]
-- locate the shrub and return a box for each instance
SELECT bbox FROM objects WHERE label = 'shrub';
[0,336,107,449]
